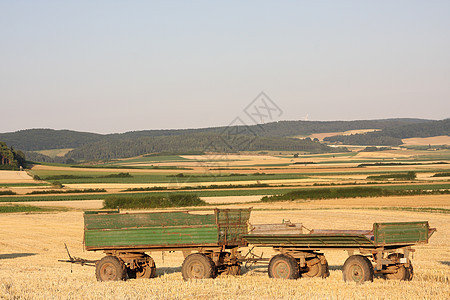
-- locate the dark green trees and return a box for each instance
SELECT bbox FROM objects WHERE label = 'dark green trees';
[0,142,26,170]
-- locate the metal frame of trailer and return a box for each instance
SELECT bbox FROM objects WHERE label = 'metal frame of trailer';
[243,221,436,282]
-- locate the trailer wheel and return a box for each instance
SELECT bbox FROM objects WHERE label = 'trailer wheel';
[342,255,373,283]
[303,257,329,278]
[96,256,126,282]
[181,253,217,280]
[384,254,413,281]
[136,255,156,279]
[406,263,414,281]
[223,265,241,276]
[268,254,299,279]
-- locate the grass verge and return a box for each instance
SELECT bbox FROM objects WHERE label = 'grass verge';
[366,171,417,181]
[1,183,449,202]
[261,187,450,202]
[0,190,16,195]
[122,183,270,192]
[26,188,106,195]
[432,172,450,177]
[0,205,53,213]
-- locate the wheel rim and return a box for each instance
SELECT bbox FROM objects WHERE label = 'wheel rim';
[100,262,117,281]
[349,264,364,282]
[273,261,291,279]
[385,265,407,280]
[136,266,149,278]
[304,263,320,277]
[189,261,205,279]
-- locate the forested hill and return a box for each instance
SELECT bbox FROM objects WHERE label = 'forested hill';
[1,118,446,162]
[324,118,450,146]
[66,133,338,161]
[0,118,430,151]
[0,129,103,151]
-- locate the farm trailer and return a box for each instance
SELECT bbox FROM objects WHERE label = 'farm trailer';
[62,208,435,283]
[80,208,251,281]
[244,221,436,283]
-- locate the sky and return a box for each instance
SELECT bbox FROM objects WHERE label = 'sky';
[1,1,449,134]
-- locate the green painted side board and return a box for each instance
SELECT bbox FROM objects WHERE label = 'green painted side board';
[84,211,216,230]
[374,221,429,245]
[83,209,251,250]
[85,225,218,248]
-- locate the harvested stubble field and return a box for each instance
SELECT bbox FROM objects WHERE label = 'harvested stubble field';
[0,206,448,299]
[0,171,34,184]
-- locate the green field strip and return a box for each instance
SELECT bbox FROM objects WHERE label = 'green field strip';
[1,183,448,203]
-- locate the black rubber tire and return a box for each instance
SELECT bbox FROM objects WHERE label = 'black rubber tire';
[268,254,300,279]
[342,255,374,283]
[406,263,414,281]
[127,268,136,279]
[303,257,329,278]
[181,253,217,280]
[384,254,412,281]
[95,256,126,282]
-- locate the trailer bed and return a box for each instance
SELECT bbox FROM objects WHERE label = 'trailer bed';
[243,221,435,249]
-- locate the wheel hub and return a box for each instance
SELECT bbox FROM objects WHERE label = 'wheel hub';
[190,262,205,278]
[351,265,363,282]
[101,263,117,280]
[274,262,290,278]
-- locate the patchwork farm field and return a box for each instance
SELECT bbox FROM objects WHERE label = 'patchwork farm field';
[0,148,449,298]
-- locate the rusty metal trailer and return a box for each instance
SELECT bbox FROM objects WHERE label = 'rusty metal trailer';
[62,208,435,283]
[243,221,436,283]
[81,208,251,281]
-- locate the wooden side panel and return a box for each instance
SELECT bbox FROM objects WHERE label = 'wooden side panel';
[374,222,430,246]
[85,225,218,249]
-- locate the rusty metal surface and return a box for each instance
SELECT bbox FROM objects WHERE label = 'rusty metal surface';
[249,222,303,235]
[243,233,376,248]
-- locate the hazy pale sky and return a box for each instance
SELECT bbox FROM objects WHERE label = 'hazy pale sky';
[1,1,449,133]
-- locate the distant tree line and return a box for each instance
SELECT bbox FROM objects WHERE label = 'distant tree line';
[324,133,403,146]
[0,141,26,170]
[66,133,347,161]
[2,118,447,162]
[0,118,431,151]
[22,151,74,165]
[324,119,449,146]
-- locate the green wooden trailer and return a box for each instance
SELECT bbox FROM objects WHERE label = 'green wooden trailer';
[62,208,435,283]
[243,221,436,283]
[83,208,251,281]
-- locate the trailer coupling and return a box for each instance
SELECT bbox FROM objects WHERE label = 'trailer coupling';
[58,243,97,267]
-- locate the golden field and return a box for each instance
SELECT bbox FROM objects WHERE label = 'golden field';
[0,203,449,299]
